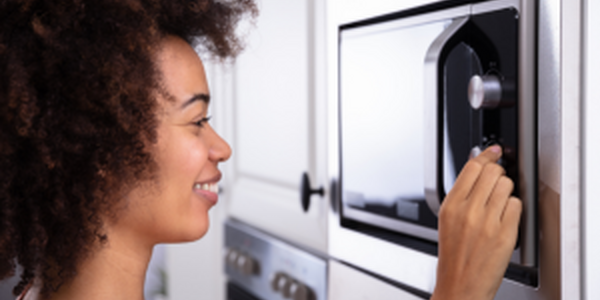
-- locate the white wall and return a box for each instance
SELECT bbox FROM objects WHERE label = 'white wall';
[584,0,600,299]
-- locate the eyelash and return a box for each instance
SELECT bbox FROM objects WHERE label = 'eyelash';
[194,116,212,128]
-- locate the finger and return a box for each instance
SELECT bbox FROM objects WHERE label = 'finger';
[471,144,503,166]
[445,145,503,202]
[485,176,515,221]
[466,162,505,208]
[500,196,522,246]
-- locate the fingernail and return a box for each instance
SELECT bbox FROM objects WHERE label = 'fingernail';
[489,145,502,154]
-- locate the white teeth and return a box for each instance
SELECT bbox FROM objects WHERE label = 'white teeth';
[194,182,219,193]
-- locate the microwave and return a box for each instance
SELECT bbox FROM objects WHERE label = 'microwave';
[329,0,562,298]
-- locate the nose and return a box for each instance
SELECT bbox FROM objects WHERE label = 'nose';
[208,125,232,163]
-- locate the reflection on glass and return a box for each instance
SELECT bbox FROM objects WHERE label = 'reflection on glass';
[340,19,450,229]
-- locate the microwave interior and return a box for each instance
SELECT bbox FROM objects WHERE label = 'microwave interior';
[337,2,537,286]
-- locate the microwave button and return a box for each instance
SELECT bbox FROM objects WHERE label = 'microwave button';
[468,74,503,109]
[470,145,483,158]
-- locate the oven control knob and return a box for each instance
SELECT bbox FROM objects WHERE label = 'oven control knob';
[468,75,503,109]
[236,253,260,276]
[272,272,292,294]
[289,280,314,300]
[226,248,239,268]
[271,272,283,292]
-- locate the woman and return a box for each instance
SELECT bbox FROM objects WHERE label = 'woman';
[0,1,521,299]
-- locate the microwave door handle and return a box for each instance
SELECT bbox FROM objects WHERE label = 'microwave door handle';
[424,17,469,216]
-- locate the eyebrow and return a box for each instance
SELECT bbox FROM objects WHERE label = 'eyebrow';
[180,93,210,110]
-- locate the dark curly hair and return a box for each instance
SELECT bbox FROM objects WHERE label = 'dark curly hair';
[0,0,256,297]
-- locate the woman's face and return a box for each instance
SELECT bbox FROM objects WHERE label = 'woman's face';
[115,36,231,246]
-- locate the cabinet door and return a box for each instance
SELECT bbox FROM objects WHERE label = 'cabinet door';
[220,0,328,253]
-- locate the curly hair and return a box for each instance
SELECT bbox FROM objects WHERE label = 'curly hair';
[0,0,256,297]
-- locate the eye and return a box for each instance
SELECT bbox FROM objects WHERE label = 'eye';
[194,116,212,128]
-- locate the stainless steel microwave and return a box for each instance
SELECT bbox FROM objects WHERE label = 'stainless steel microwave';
[329,0,563,298]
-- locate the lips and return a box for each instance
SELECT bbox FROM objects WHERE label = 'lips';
[192,173,222,204]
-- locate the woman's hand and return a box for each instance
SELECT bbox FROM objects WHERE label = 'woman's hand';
[431,145,522,300]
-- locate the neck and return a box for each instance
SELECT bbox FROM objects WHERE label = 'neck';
[43,227,155,300]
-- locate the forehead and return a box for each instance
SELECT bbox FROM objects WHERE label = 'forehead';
[155,36,209,104]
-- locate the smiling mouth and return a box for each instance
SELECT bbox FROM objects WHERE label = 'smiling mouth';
[193,182,219,194]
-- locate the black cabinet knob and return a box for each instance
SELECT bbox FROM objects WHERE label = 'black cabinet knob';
[300,172,324,212]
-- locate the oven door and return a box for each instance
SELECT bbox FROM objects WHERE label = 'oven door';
[227,281,262,300]
[331,0,540,294]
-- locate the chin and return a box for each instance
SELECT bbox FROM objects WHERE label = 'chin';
[177,216,211,242]
[188,224,210,241]
[158,202,212,243]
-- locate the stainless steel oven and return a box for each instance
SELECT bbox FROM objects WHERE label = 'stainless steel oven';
[225,219,327,300]
[329,0,564,298]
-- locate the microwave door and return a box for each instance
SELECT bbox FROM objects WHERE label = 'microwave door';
[423,16,469,215]
[424,9,536,268]
[338,16,462,243]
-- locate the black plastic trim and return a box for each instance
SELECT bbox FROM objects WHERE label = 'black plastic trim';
[340,0,491,30]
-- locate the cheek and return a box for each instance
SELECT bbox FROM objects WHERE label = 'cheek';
[152,133,212,241]
[158,130,209,185]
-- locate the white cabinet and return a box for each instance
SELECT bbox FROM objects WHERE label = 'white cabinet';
[218,0,329,253]
[328,260,425,300]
